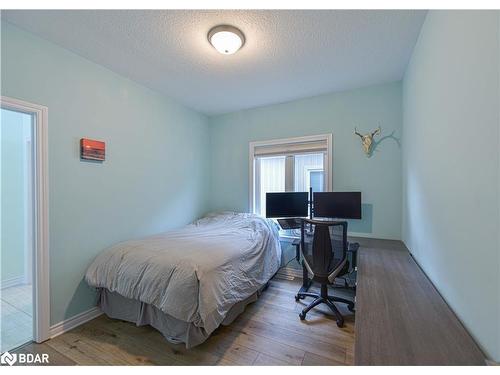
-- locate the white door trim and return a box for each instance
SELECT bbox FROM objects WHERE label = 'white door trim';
[24,138,33,285]
[1,95,50,343]
[248,133,333,213]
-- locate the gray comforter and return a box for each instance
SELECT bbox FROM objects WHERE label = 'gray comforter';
[85,212,281,335]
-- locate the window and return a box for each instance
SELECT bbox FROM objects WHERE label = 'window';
[249,134,332,217]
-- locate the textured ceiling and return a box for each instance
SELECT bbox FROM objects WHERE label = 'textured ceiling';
[3,10,426,115]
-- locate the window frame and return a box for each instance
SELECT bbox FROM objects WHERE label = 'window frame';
[248,134,333,214]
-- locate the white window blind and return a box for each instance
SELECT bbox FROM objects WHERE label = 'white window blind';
[253,139,328,157]
[250,135,332,217]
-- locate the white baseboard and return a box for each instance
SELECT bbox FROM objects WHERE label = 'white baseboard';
[1,276,25,289]
[49,306,102,339]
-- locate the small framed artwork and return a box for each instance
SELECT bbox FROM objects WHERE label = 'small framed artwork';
[80,138,105,161]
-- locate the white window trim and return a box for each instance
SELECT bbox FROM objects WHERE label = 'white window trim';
[1,96,50,343]
[248,133,333,214]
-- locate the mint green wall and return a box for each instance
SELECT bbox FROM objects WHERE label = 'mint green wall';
[402,11,500,361]
[209,82,403,240]
[1,22,210,325]
[1,109,30,283]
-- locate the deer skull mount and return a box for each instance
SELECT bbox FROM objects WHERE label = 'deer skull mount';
[354,126,381,156]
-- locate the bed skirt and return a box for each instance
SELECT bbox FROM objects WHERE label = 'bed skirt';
[96,285,265,349]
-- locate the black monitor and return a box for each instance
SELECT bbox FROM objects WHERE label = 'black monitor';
[313,192,362,219]
[266,192,309,218]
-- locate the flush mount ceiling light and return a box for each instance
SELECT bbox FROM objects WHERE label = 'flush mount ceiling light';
[208,25,245,55]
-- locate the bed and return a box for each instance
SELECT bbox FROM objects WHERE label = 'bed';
[85,212,281,348]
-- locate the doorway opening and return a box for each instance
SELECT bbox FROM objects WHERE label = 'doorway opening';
[1,107,33,351]
[0,96,49,352]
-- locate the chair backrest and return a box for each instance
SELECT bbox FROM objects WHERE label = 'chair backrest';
[300,219,348,280]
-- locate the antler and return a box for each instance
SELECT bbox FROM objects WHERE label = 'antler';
[354,127,363,138]
[371,126,381,137]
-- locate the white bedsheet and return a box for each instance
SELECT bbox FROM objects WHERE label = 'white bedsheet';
[85,212,281,335]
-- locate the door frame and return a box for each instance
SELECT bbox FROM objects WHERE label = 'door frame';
[1,95,50,343]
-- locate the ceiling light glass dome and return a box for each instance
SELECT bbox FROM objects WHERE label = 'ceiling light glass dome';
[208,25,245,55]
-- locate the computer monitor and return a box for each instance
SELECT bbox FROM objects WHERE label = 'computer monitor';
[313,192,362,219]
[266,192,309,218]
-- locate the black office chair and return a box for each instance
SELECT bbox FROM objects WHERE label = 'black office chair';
[295,219,355,327]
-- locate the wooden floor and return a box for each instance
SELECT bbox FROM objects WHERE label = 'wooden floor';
[354,239,486,365]
[15,278,355,366]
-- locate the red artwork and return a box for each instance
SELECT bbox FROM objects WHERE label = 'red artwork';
[80,138,105,161]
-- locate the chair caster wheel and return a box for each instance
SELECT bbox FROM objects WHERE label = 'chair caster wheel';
[336,320,344,328]
[299,312,306,320]
[295,295,300,302]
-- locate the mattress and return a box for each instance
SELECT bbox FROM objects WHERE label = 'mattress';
[85,212,281,347]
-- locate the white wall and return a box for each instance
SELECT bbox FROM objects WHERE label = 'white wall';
[1,22,211,325]
[0,109,32,285]
[209,82,403,240]
[402,10,500,361]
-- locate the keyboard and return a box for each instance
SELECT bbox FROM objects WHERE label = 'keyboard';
[277,218,303,230]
